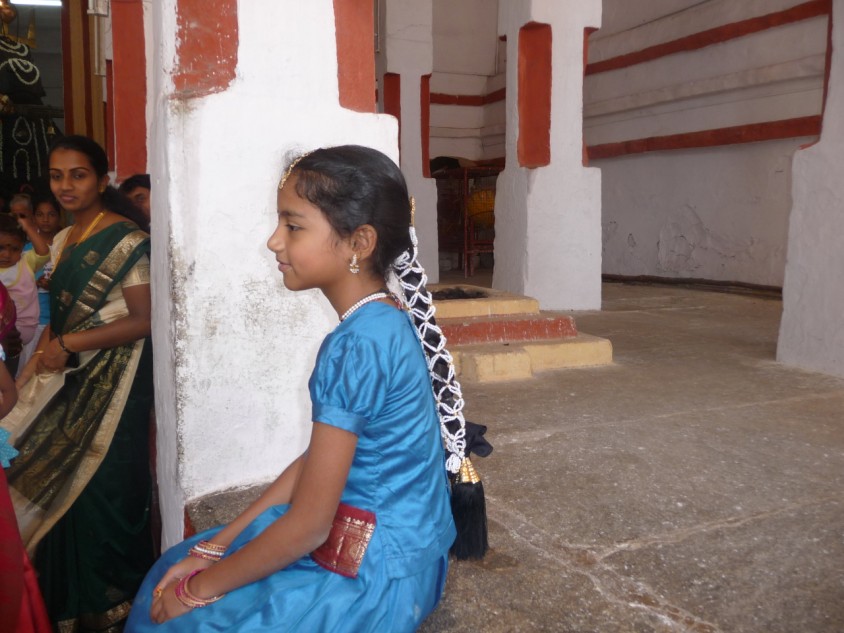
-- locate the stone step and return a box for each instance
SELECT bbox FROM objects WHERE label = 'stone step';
[429,283,613,382]
[439,312,578,345]
[430,284,539,319]
[451,333,613,383]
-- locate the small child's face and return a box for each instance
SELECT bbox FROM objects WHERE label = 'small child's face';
[0,233,23,268]
[35,203,61,234]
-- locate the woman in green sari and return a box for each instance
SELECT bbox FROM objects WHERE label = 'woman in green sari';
[3,135,154,632]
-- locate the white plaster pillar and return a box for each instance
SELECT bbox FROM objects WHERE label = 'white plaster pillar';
[383,0,439,282]
[495,0,602,310]
[150,0,399,547]
[777,0,844,378]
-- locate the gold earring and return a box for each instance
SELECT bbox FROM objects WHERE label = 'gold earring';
[349,253,360,274]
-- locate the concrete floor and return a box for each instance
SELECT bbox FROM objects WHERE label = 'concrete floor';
[420,281,844,633]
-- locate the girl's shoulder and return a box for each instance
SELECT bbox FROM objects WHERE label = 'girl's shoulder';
[339,301,410,337]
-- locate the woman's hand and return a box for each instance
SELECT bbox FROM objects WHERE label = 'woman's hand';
[36,338,68,374]
[150,579,191,624]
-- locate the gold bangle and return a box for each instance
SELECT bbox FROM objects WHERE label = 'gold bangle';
[33,350,45,356]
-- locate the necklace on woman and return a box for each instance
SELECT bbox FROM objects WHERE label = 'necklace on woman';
[47,211,107,280]
[340,290,392,321]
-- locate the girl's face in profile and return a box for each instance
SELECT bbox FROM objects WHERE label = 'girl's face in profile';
[267,174,350,293]
[35,203,61,235]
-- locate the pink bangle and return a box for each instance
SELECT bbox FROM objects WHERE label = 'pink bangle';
[174,570,224,609]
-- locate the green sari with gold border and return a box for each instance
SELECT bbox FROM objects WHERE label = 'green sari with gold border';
[3,222,155,632]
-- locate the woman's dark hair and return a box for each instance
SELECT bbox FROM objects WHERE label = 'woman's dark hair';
[289,146,412,277]
[48,135,150,232]
[0,212,26,243]
[118,173,151,194]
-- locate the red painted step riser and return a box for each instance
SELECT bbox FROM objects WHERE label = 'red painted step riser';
[440,317,577,345]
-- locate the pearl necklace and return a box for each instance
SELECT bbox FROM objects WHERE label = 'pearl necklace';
[340,291,389,322]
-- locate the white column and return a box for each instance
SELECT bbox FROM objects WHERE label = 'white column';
[384,0,440,282]
[150,0,399,547]
[778,0,844,377]
[495,0,602,310]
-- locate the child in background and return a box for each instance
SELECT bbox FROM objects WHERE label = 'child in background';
[118,174,151,225]
[18,195,63,367]
[127,145,489,632]
[0,215,49,358]
[8,193,32,223]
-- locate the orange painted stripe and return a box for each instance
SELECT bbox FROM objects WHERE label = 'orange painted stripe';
[105,60,115,169]
[111,0,148,178]
[334,0,376,113]
[421,74,431,178]
[586,0,831,76]
[81,4,93,134]
[60,2,74,132]
[383,72,401,147]
[174,0,238,97]
[430,88,505,107]
[583,27,598,167]
[587,116,822,160]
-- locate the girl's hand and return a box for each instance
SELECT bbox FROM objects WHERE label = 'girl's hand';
[153,556,214,601]
[150,580,191,624]
[37,339,68,374]
[150,556,214,624]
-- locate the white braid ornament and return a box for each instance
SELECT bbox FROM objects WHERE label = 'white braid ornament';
[393,224,467,475]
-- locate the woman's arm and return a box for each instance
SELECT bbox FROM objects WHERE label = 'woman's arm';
[0,359,18,417]
[15,326,52,388]
[38,282,151,373]
[152,422,358,623]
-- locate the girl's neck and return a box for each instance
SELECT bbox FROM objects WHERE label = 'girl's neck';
[326,276,387,321]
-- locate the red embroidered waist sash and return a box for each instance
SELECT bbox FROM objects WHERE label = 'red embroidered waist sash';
[311,503,376,578]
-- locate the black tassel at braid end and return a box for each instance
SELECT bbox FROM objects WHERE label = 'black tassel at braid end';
[450,458,489,560]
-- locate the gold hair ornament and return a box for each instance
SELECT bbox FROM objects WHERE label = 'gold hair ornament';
[409,196,416,227]
[278,151,312,191]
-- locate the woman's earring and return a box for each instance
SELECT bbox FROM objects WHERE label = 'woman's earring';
[349,253,360,274]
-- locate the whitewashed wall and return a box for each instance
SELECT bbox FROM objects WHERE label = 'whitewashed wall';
[429,0,504,161]
[382,0,440,282]
[150,0,399,547]
[587,0,827,286]
[778,0,844,378]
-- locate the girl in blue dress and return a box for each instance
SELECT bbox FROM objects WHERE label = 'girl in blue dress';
[127,145,488,632]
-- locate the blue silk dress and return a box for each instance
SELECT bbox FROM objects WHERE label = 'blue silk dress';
[126,302,456,632]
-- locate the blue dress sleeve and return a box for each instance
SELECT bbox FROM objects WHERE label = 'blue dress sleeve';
[309,331,388,436]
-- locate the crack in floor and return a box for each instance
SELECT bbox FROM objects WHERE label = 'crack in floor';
[489,498,724,632]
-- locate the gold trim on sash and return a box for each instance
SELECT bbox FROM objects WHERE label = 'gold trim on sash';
[64,230,148,332]
[311,503,376,578]
[13,339,145,555]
